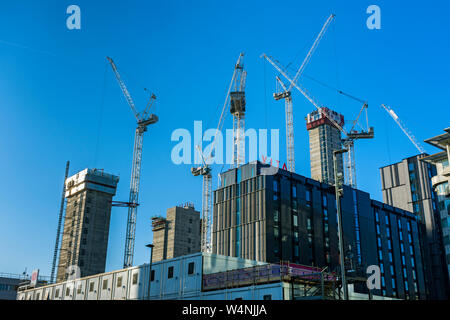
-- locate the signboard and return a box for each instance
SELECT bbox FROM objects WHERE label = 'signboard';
[30,269,39,287]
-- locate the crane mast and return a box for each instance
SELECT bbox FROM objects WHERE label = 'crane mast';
[191,146,212,253]
[275,77,295,172]
[191,54,246,253]
[381,104,426,154]
[107,57,158,268]
[230,53,247,168]
[273,14,335,173]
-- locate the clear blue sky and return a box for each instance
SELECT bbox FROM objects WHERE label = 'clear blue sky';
[0,0,449,276]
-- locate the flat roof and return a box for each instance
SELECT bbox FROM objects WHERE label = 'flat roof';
[424,128,450,151]
[420,151,447,164]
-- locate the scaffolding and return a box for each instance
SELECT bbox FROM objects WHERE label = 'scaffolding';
[202,262,339,300]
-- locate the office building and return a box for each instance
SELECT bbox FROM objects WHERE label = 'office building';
[422,128,450,281]
[212,161,427,299]
[152,204,201,262]
[380,154,449,299]
[0,274,23,300]
[56,169,119,282]
[17,252,394,300]
[306,107,344,185]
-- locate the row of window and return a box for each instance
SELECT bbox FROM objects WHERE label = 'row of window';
[215,176,264,203]
[0,284,15,291]
[375,210,397,297]
[54,262,198,298]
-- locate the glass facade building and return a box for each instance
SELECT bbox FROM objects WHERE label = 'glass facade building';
[213,161,426,299]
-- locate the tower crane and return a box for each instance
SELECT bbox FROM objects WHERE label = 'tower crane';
[191,146,212,253]
[273,14,335,173]
[261,53,374,188]
[191,53,245,253]
[107,57,159,268]
[230,53,247,168]
[381,104,426,154]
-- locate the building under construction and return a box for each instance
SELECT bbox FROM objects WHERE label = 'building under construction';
[306,107,345,185]
[151,204,201,262]
[56,169,119,282]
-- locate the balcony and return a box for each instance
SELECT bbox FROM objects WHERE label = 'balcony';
[431,175,448,189]
[442,166,450,177]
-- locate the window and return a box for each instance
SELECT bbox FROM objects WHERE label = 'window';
[102,279,108,290]
[66,288,70,296]
[263,295,272,300]
[117,276,123,287]
[274,210,279,223]
[292,185,297,198]
[293,215,298,227]
[273,180,279,192]
[168,266,174,279]
[89,282,95,292]
[55,289,60,298]
[274,226,279,238]
[132,273,138,285]
[77,284,82,294]
[306,189,311,205]
[307,218,312,230]
[188,262,195,275]
[151,270,155,282]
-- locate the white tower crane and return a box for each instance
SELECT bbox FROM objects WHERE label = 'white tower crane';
[261,53,374,188]
[191,146,212,253]
[273,14,335,173]
[230,53,247,168]
[107,57,158,268]
[191,53,245,253]
[381,104,426,154]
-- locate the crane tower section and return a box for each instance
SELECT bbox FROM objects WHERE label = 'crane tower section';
[230,53,247,168]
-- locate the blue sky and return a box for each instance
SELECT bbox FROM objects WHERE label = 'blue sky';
[0,0,449,276]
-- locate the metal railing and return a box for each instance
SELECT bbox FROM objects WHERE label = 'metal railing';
[202,262,337,295]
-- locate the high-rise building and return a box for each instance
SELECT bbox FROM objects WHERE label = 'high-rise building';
[380,154,448,299]
[306,107,344,185]
[213,161,427,299]
[151,204,201,262]
[422,128,450,284]
[56,169,119,282]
